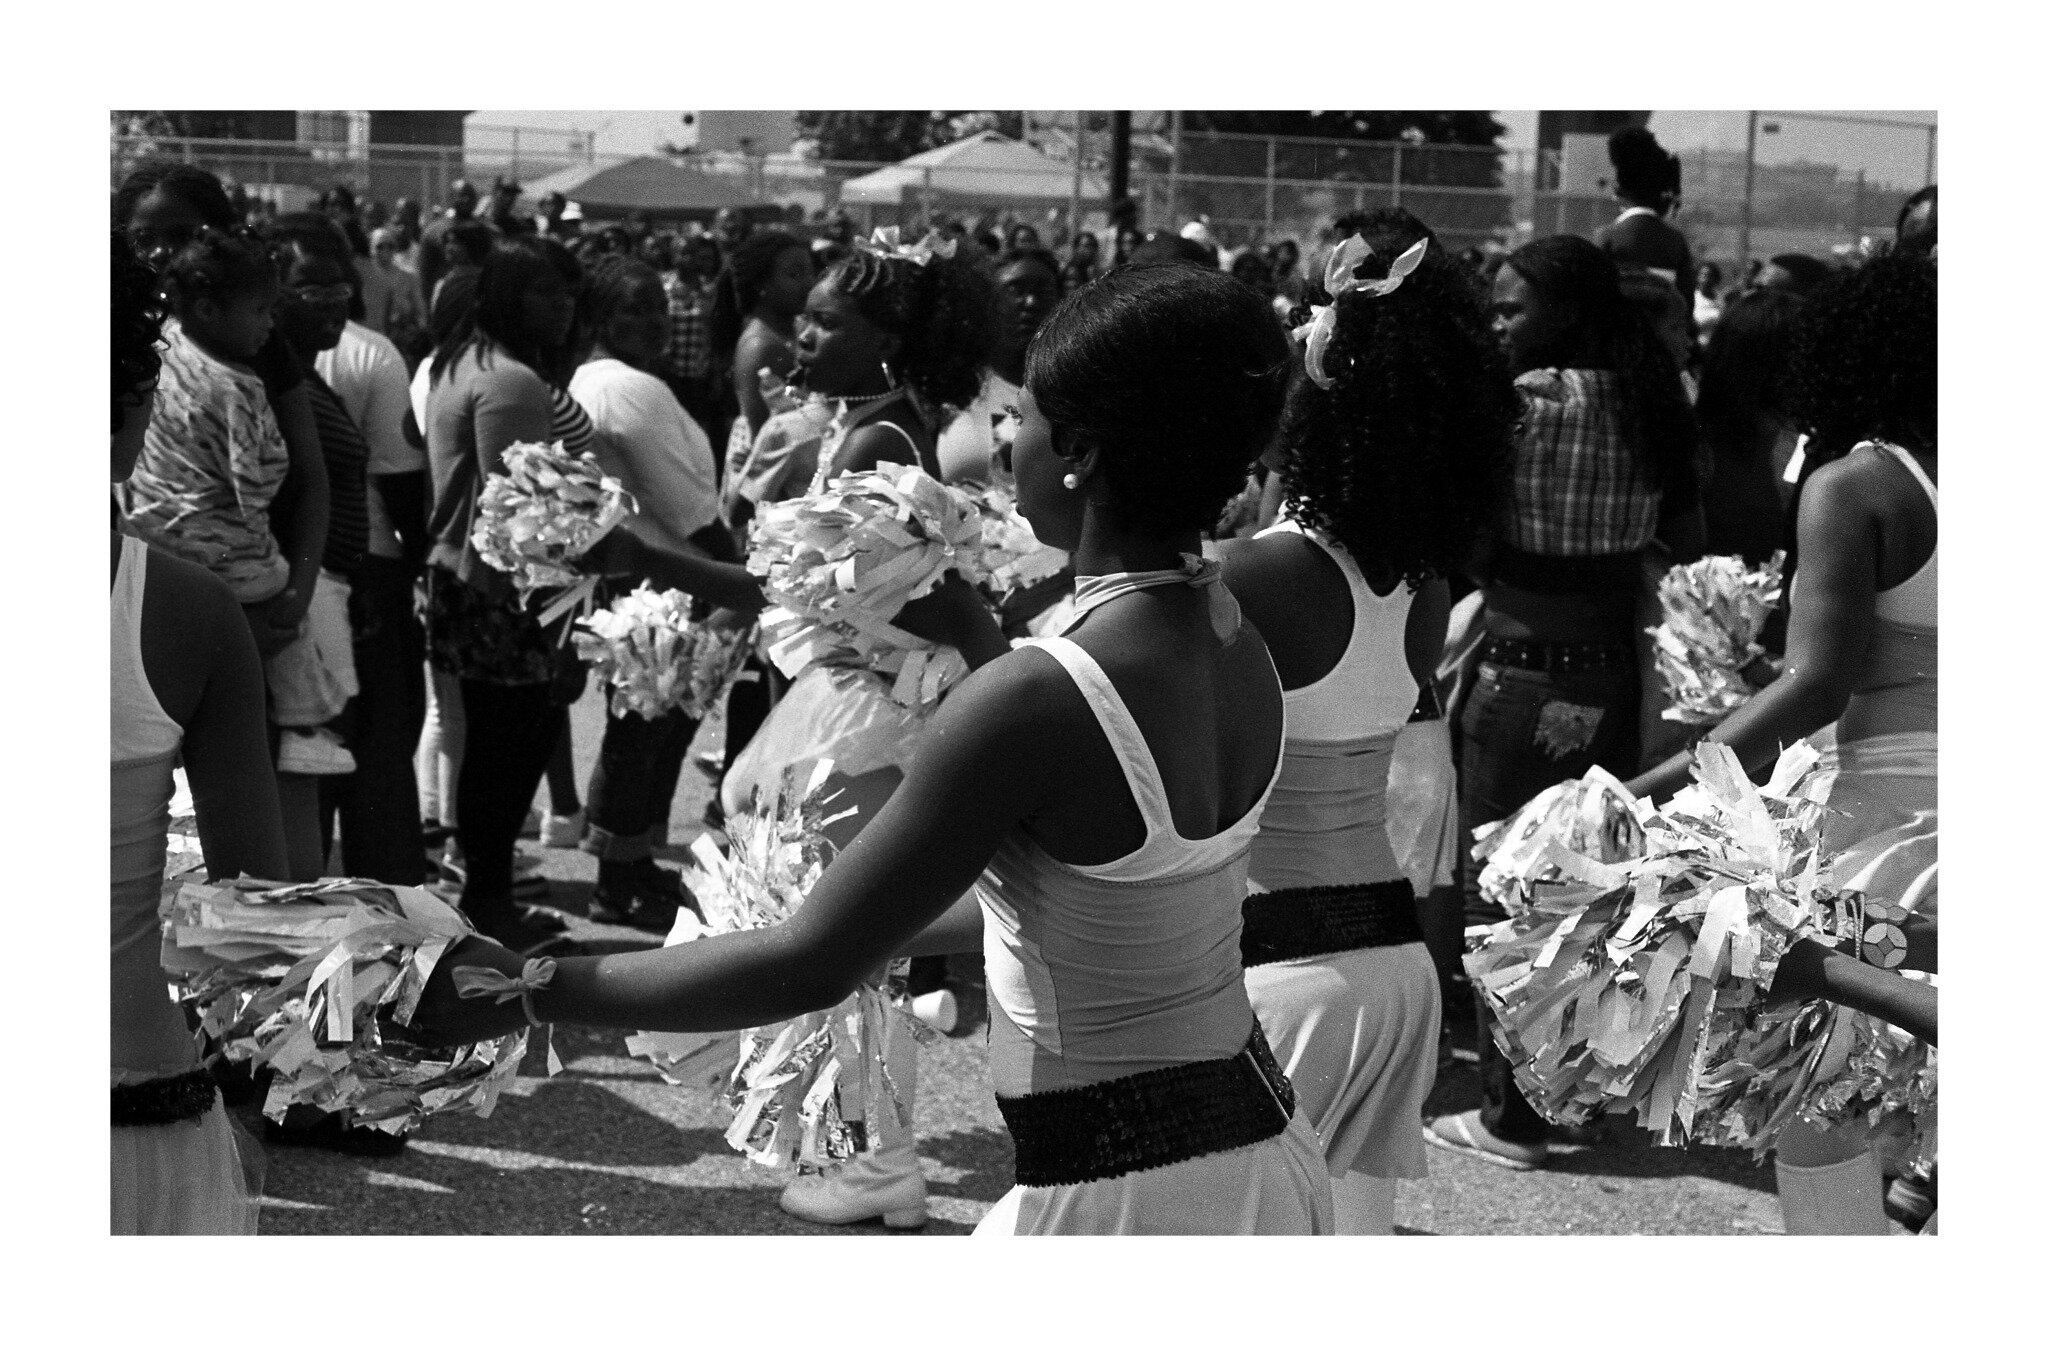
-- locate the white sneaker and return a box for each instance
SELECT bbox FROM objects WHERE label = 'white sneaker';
[910,989,959,1035]
[277,729,356,776]
[779,1146,928,1228]
[539,809,586,847]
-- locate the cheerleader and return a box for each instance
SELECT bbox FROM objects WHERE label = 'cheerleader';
[110,233,283,1232]
[416,264,1332,1234]
[1218,214,1517,1232]
[1629,252,1937,1234]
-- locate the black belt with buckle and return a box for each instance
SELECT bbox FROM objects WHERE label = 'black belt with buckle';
[1480,636,1632,676]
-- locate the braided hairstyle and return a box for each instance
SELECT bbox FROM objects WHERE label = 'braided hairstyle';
[708,229,808,363]
[1275,221,1516,590]
[111,230,167,433]
[114,159,236,236]
[1503,234,1698,493]
[819,246,1001,410]
[1027,264,1291,536]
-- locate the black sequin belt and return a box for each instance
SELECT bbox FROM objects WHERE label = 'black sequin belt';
[111,1068,218,1128]
[995,1026,1296,1187]
[1241,878,1423,967]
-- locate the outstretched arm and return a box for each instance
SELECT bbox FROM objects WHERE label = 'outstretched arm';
[415,649,1059,1041]
[1768,915,1937,1043]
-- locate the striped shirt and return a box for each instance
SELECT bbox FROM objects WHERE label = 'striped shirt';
[1502,368,1663,556]
[118,319,291,603]
[304,371,370,576]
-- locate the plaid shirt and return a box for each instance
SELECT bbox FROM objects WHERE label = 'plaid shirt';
[665,272,714,381]
[1503,368,1662,556]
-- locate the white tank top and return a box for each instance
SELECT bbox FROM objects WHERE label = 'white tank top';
[1866,441,1937,628]
[1255,521,1416,740]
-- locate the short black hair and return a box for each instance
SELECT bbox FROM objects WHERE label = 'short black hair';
[1026,265,1291,536]
[1763,253,1833,293]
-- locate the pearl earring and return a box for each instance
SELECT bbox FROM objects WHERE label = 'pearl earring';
[1062,473,1080,490]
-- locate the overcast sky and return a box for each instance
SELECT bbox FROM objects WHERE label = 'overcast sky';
[474,109,1938,191]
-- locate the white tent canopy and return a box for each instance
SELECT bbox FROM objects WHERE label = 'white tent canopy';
[838,131,1107,207]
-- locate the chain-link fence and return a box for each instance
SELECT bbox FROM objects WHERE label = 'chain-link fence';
[112,122,1932,271]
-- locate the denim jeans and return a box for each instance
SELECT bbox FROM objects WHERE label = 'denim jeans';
[581,694,700,863]
[1458,654,1639,1144]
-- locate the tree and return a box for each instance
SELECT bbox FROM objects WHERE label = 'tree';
[1180,111,1505,147]
[793,111,1024,163]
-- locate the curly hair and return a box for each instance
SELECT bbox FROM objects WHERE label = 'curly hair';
[1785,252,1936,463]
[112,231,167,433]
[1027,264,1291,536]
[822,247,1000,410]
[1276,229,1516,589]
[1504,234,1698,493]
[158,226,276,317]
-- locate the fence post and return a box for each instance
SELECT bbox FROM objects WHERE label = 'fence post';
[1264,135,1276,235]
[511,127,520,185]
[1391,143,1402,209]
[1166,110,1182,227]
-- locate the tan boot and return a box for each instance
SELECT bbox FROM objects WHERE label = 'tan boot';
[779,1142,929,1228]
[780,1009,927,1228]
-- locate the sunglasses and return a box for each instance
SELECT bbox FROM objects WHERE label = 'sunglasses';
[286,283,354,306]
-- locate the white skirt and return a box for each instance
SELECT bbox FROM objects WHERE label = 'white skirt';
[111,1094,261,1235]
[1823,730,1937,915]
[972,1110,1333,1235]
[1246,941,1440,1179]
[720,664,939,816]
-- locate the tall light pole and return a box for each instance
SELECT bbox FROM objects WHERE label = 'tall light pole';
[1739,110,1758,271]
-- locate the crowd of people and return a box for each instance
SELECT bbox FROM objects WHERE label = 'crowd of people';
[111,117,1936,1236]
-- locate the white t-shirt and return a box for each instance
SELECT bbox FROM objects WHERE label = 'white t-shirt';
[936,372,1021,485]
[569,357,721,553]
[316,322,425,560]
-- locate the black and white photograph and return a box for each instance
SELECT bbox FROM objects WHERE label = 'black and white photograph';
[101,98,1950,1245]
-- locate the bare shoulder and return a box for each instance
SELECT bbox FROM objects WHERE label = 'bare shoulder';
[1219,529,1326,599]
[927,642,1090,746]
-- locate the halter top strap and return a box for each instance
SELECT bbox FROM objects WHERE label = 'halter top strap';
[1060,553,1242,641]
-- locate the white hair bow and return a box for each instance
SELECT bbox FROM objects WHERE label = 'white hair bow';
[1294,235,1428,389]
[860,226,958,267]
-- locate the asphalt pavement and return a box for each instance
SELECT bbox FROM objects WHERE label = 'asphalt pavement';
[242,682,1824,1236]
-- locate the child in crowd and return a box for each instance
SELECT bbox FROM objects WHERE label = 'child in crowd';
[118,228,357,781]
